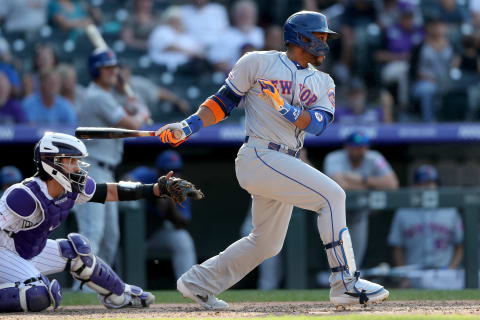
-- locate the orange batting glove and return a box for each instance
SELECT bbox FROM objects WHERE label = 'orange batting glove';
[257,79,285,112]
[156,123,189,147]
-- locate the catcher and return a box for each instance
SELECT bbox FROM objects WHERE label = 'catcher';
[0,132,203,312]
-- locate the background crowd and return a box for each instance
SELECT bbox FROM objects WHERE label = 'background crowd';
[0,0,479,125]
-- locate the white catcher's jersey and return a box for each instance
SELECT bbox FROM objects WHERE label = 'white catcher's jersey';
[0,177,93,252]
[226,51,335,150]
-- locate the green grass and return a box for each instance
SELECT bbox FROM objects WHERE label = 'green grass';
[99,316,479,320]
[61,289,480,306]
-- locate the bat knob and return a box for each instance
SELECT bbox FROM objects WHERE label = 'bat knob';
[173,129,183,140]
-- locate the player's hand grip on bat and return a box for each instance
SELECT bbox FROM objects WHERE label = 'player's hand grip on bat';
[155,114,204,147]
[157,171,204,204]
[156,122,190,147]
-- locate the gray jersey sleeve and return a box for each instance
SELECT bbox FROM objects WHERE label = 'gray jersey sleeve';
[387,210,404,247]
[88,92,126,126]
[225,52,261,96]
[310,74,335,120]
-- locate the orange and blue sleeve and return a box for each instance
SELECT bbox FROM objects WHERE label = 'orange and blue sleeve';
[202,84,242,124]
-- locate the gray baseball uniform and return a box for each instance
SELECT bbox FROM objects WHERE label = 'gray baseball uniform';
[324,150,394,267]
[388,208,463,268]
[180,51,350,295]
[74,82,127,265]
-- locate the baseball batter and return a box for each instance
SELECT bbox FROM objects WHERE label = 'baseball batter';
[156,11,389,309]
[0,132,201,312]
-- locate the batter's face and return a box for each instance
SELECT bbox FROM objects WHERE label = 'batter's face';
[302,32,328,66]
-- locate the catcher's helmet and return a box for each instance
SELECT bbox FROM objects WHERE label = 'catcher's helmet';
[34,132,89,193]
[155,150,183,171]
[284,11,339,57]
[88,47,117,79]
[414,165,439,184]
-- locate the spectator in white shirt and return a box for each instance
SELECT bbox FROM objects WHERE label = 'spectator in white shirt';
[148,7,204,72]
[180,0,229,49]
[0,0,48,33]
[208,0,264,73]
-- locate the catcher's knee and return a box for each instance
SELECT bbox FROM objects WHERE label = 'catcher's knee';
[58,233,125,301]
[0,275,62,312]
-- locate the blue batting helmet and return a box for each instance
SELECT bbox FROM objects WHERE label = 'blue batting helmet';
[414,165,439,184]
[88,48,117,79]
[284,11,339,57]
[345,131,370,146]
[155,150,183,171]
[0,166,23,187]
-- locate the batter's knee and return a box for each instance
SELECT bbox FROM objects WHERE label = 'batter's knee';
[251,235,284,260]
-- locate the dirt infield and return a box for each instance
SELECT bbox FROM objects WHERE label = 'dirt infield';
[1,301,479,319]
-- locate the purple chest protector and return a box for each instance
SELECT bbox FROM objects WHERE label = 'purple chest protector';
[13,181,78,259]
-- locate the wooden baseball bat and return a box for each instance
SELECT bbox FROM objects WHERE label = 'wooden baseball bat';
[75,127,156,139]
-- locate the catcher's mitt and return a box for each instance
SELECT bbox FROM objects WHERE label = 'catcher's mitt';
[157,175,204,204]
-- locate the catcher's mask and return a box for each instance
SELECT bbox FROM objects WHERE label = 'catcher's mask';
[34,132,90,193]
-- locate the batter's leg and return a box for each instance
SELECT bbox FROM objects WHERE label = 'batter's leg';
[178,195,292,309]
[238,146,388,306]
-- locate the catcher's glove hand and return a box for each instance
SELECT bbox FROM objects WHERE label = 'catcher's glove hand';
[157,171,204,204]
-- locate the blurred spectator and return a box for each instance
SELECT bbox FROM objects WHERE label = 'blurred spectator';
[127,151,197,280]
[0,72,26,124]
[264,25,284,51]
[23,43,58,96]
[57,63,85,113]
[180,0,229,50]
[431,0,468,26]
[411,18,457,122]
[388,165,463,285]
[324,131,398,268]
[472,0,480,27]
[47,0,92,32]
[75,48,150,271]
[376,4,424,109]
[0,38,22,97]
[22,69,77,125]
[334,78,393,124]
[208,0,264,73]
[0,0,48,33]
[336,0,377,81]
[148,7,204,71]
[114,64,190,119]
[376,0,422,30]
[121,0,159,50]
[0,166,23,196]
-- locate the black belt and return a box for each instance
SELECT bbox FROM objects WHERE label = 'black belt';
[245,136,300,158]
[96,161,116,171]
